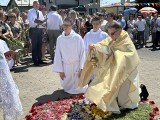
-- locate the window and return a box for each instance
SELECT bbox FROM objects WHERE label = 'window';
[93,0,98,2]
[90,0,93,3]
[49,0,53,3]
[89,8,93,15]
[94,8,98,13]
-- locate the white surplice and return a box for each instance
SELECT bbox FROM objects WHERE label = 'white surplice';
[84,29,109,80]
[0,51,23,120]
[84,29,109,55]
[53,30,88,94]
[0,39,14,69]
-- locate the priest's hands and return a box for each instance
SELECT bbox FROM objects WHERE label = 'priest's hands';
[59,72,66,80]
[89,44,96,50]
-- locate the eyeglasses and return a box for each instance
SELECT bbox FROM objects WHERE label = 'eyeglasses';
[109,30,119,36]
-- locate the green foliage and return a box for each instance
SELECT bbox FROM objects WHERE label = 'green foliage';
[4,37,23,50]
[104,104,152,120]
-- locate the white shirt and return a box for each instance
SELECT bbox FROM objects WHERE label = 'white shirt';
[47,11,63,30]
[100,20,108,31]
[156,17,160,31]
[84,29,109,55]
[135,19,146,31]
[27,8,44,28]
[127,20,135,29]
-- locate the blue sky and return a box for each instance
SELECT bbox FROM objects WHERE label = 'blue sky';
[100,0,135,7]
[0,0,10,6]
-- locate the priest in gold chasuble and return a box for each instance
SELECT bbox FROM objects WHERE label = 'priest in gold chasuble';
[79,21,140,113]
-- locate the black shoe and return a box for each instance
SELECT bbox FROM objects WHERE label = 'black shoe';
[38,61,47,64]
[34,62,39,66]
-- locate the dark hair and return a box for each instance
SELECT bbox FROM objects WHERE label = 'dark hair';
[63,17,74,26]
[50,5,57,11]
[91,15,101,23]
[108,13,114,17]
[107,21,122,30]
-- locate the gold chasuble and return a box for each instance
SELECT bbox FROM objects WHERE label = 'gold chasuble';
[79,30,140,113]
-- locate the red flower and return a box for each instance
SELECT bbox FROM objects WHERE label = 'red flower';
[38,102,44,106]
[149,118,154,120]
[47,100,52,103]
[30,107,35,113]
[149,101,155,105]
[25,115,33,120]
[32,111,37,116]
[149,112,155,118]
[153,107,159,112]
[153,107,160,115]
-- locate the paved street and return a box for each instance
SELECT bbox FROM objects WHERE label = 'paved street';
[0,45,160,120]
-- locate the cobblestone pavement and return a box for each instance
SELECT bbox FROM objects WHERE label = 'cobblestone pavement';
[0,45,160,120]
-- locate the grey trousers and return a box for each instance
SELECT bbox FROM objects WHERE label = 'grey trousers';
[47,30,61,60]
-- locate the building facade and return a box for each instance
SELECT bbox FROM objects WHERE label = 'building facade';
[39,0,100,15]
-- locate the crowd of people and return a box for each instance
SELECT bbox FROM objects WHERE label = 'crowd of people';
[0,0,159,119]
[0,1,160,68]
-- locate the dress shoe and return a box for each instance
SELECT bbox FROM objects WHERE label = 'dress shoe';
[34,63,39,66]
[38,61,47,64]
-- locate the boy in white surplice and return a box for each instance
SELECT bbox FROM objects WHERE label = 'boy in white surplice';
[53,17,88,94]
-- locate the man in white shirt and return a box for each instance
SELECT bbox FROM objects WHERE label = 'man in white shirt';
[53,17,88,94]
[47,5,63,60]
[134,15,146,48]
[28,1,45,66]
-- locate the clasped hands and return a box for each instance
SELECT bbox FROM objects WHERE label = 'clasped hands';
[34,18,47,25]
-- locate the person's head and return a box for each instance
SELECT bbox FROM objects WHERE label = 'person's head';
[12,7,20,16]
[62,17,73,35]
[40,5,46,15]
[9,12,17,23]
[21,12,27,21]
[107,21,122,41]
[98,13,104,20]
[91,15,101,32]
[49,5,57,11]
[86,15,91,21]
[138,14,142,21]
[69,10,77,19]
[153,13,157,19]
[107,13,114,22]
[118,13,123,19]
[129,14,134,20]
[33,1,40,10]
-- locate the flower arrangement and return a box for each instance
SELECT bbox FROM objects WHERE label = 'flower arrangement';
[26,95,160,120]
[148,101,160,120]
[25,95,84,120]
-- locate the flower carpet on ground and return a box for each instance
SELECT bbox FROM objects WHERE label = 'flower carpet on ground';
[25,95,160,120]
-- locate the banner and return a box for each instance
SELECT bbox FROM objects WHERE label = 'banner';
[101,2,160,7]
